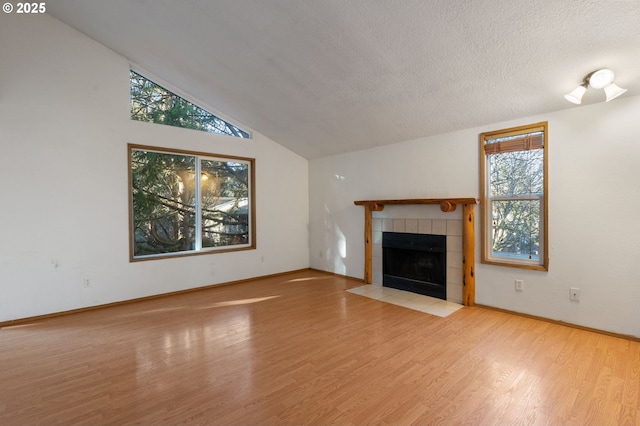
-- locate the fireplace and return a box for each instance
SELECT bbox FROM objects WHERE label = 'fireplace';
[355,198,478,305]
[382,232,446,300]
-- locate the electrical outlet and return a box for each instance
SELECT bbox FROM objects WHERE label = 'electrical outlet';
[515,279,524,292]
[570,287,580,301]
[83,278,91,288]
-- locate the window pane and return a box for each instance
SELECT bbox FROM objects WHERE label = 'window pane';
[480,122,547,270]
[488,149,543,197]
[131,150,196,256]
[491,199,540,261]
[200,160,249,248]
[130,71,250,138]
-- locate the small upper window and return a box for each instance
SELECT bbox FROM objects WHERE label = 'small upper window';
[480,122,548,271]
[130,70,250,139]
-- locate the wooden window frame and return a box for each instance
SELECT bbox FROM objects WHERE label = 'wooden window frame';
[128,144,256,262]
[480,122,549,271]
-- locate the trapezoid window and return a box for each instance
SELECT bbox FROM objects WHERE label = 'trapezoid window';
[130,70,250,139]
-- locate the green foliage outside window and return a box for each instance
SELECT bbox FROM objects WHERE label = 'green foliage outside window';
[130,71,250,138]
[130,145,254,260]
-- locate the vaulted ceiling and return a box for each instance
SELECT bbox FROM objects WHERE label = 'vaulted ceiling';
[48,0,640,159]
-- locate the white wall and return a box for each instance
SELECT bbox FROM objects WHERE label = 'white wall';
[310,95,640,338]
[0,14,309,322]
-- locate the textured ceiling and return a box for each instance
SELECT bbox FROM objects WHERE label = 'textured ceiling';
[47,0,640,159]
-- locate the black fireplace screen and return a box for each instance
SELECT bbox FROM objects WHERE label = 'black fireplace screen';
[382,232,446,299]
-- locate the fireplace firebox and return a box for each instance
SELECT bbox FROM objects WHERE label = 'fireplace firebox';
[382,232,446,300]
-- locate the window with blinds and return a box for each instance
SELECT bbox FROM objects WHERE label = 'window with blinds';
[480,122,548,270]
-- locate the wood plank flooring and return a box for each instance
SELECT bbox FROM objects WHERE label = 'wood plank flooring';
[1,269,639,425]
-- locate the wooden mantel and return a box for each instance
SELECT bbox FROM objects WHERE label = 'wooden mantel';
[354,198,479,306]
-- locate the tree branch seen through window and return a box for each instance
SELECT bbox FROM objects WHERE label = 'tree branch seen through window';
[130,71,250,139]
[480,123,548,271]
[129,145,255,260]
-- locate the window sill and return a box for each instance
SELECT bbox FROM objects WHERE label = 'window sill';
[481,258,548,271]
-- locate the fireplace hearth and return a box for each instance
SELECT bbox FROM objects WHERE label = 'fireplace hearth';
[382,232,446,300]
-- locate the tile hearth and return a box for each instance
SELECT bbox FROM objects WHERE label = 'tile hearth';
[347,284,463,317]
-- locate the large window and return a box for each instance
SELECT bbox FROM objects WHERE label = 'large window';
[130,70,250,139]
[128,144,255,261]
[480,122,548,270]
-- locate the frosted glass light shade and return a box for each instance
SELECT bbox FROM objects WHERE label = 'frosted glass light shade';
[604,83,627,102]
[588,69,615,89]
[564,85,587,104]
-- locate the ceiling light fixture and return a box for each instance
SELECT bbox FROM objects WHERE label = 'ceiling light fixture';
[564,68,627,104]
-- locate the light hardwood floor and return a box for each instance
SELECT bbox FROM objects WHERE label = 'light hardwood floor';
[1,270,638,425]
